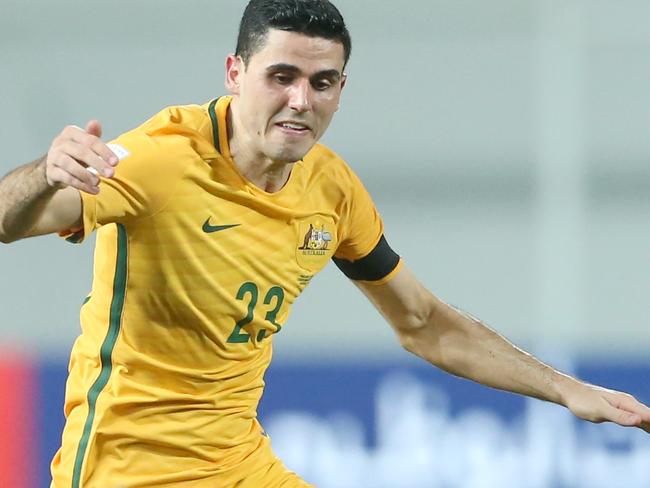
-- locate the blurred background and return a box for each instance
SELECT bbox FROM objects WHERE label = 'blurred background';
[2,0,650,486]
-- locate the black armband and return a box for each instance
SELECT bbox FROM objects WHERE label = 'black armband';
[332,235,400,281]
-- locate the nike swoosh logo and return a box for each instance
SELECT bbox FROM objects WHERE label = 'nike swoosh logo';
[202,218,240,234]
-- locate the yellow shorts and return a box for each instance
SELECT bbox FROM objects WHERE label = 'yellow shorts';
[50,434,313,487]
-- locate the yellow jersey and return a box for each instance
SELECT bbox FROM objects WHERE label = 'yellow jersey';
[53,96,399,487]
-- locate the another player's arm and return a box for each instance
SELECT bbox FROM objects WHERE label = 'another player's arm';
[0,121,117,243]
[354,264,650,433]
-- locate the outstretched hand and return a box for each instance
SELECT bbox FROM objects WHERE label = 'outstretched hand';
[43,120,118,195]
[564,382,650,433]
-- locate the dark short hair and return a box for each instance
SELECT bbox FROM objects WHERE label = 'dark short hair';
[236,0,351,68]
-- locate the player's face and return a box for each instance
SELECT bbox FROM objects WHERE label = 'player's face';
[226,29,347,163]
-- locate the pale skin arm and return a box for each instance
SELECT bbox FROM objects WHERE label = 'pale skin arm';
[356,264,650,433]
[0,121,117,243]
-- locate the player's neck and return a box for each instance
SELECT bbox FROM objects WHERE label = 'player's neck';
[227,106,294,193]
[234,154,293,193]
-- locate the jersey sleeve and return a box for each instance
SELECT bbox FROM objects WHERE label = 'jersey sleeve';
[333,167,384,261]
[333,164,402,284]
[60,111,191,243]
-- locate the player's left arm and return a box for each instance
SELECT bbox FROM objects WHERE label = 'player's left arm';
[355,264,650,433]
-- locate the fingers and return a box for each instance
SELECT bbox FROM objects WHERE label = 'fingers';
[600,390,650,431]
[84,119,102,138]
[640,421,650,434]
[568,385,650,434]
[604,391,650,421]
[47,167,98,195]
[606,405,641,427]
[49,154,100,195]
[609,392,650,420]
[60,140,115,178]
[45,123,119,194]
[67,126,118,170]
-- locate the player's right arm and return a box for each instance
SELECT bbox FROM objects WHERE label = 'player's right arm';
[0,121,118,243]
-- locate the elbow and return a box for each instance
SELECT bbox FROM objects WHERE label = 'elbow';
[397,327,445,368]
[397,325,459,375]
[0,211,28,244]
[0,234,17,244]
[0,224,19,244]
[394,298,468,372]
[394,304,441,360]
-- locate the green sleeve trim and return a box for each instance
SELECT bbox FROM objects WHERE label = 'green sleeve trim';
[71,223,128,487]
[208,97,221,154]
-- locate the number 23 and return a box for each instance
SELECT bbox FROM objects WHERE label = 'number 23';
[227,282,285,343]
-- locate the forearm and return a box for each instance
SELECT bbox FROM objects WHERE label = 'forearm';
[400,297,577,405]
[361,266,650,431]
[0,156,57,243]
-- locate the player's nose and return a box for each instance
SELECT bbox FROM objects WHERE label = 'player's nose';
[287,79,312,113]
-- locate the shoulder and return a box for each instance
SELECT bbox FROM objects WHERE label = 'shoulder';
[140,102,215,150]
[112,102,216,167]
[104,103,216,190]
[303,142,364,189]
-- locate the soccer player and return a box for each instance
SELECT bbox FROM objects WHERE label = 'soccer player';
[0,0,649,486]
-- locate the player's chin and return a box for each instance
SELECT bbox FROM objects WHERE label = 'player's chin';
[269,142,315,163]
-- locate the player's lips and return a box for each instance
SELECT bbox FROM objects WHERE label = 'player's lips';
[275,121,312,136]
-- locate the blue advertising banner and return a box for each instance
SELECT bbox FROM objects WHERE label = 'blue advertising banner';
[35,358,650,488]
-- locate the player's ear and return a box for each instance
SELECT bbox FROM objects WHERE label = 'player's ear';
[225,54,243,95]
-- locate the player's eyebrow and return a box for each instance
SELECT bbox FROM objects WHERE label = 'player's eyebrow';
[313,69,342,81]
[266,63,342,81]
